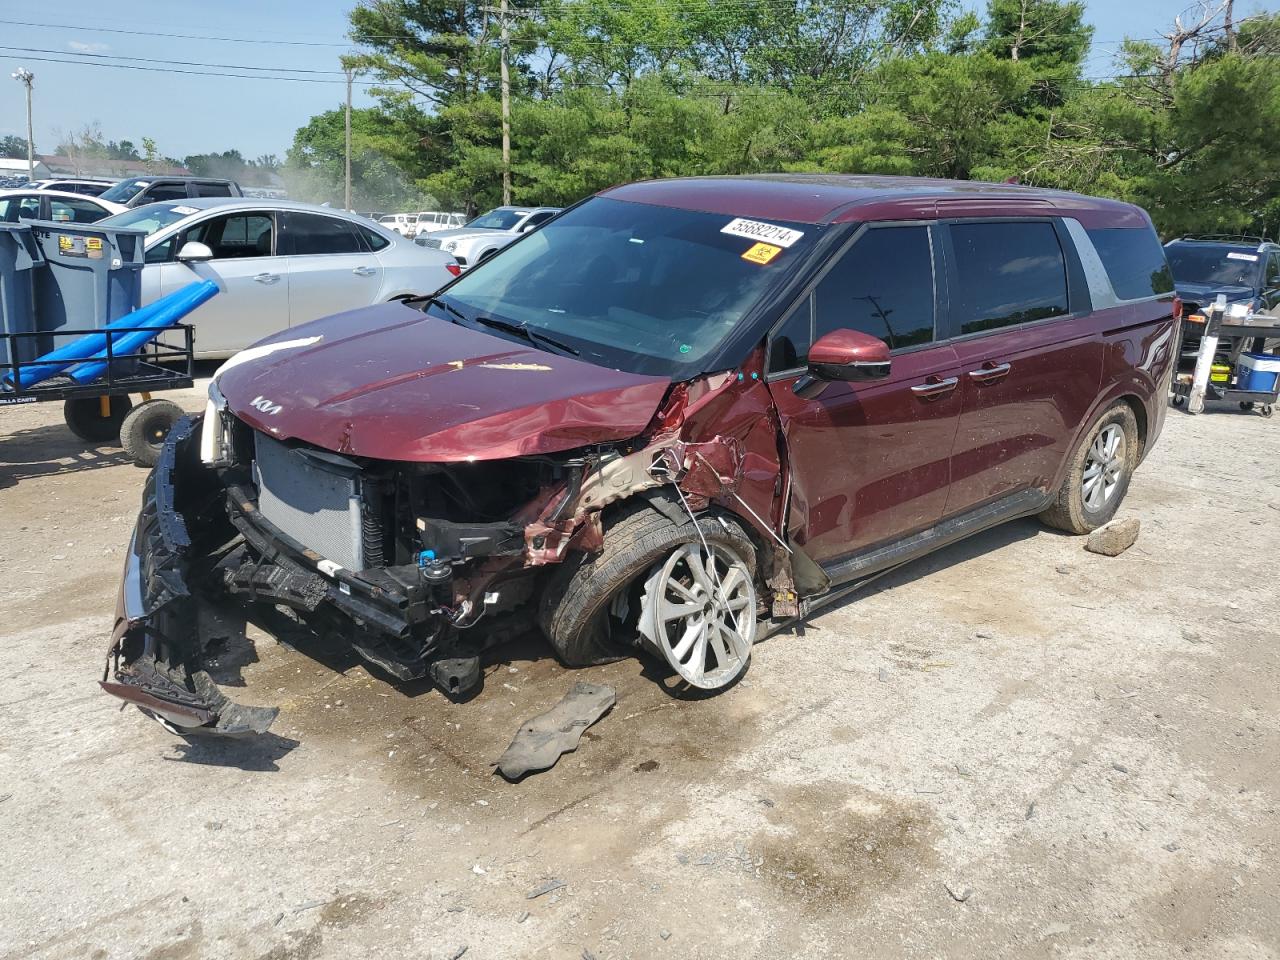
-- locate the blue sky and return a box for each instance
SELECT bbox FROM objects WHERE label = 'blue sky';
[0,0,1274,161]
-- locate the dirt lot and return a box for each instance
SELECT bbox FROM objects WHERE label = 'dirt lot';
[1,388,1277,960]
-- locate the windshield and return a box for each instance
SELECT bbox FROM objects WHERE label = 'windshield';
[1166,245,1262,287]
[99,202,197,237]
[100,179,151,203]
[433,196,815,377]
[465,208,525,231]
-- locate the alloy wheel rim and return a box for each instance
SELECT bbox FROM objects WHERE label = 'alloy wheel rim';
[641,542,756,690]
[1082,423,1126,511]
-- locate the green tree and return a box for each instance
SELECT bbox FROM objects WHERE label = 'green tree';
[0,134,29,159]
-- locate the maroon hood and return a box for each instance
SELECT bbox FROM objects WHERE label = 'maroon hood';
[216,303,671,462]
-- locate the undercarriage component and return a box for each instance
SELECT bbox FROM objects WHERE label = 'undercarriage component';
[495,682,616,780]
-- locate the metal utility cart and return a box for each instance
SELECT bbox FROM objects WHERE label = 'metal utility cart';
[1172,295,1280,417]
[0,324,195,466]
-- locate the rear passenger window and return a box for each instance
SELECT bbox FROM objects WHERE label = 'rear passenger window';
[814,226,935,350]
[949,221,1069,335]
[1086,227,1173,299]
[282,213,363,255]
[146,182,189,202]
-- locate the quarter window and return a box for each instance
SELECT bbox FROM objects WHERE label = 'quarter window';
[948,221,1069,335]
[282,213,363,255]
[357,226,391,252]
[1086,226,1174,299]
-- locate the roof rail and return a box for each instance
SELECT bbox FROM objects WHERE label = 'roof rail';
[1172,233,1275,244]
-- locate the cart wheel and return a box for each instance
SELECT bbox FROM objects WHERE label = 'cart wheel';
[121,399,185,467]
[1239,401,1255,411]
[64,395,132,444]
[1262,405,1275,419]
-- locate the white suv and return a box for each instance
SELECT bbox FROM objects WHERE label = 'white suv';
[415,206,561,269]
[414,211,466,237]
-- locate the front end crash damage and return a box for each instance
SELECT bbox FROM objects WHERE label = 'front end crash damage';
[102,363,823,736]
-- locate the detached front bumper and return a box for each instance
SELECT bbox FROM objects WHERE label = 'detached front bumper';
[100,418,279,736]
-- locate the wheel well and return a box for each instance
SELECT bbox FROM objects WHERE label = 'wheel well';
[1118,395,1147,455]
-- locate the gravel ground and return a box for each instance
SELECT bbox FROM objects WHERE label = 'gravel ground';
[0,389,1277,960]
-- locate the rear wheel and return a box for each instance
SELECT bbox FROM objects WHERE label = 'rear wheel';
[120,399,184,467]
[1040,402,1140,534]
[64,395,132,444]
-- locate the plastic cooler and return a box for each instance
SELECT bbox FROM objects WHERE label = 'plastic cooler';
[26,220,147,354]
[0,222,44,368]
[1237,352,1280,393]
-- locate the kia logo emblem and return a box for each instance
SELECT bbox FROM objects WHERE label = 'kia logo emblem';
[250,396,283,416]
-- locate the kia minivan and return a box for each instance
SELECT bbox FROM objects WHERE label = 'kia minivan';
[101,175,1177,736]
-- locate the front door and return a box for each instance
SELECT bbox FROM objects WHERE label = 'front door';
[939,219,1104,515]
[765,223,964,566]
[279,211,383,327]
[149,210,289,358]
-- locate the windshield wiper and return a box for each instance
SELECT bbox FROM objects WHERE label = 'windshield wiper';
[470,315,580,357]
[419,295,467,324]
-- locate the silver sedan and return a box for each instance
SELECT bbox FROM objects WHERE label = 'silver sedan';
[100,199,461,358]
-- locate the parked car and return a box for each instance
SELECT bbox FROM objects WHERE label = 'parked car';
[377,213,417,237]
[100,174,1177,736]
[1164,235,1280,359]
[98,176,243,208]
[413,210,466,236]
[0,188,126,224]
[97,198,461,358]
[415,205,561,268]
[22,177,118,196]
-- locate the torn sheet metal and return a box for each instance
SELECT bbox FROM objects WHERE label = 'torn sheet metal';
[495,682,615,780]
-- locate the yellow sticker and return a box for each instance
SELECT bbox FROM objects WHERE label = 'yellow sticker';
[86,237,103,250]
[741,242,782,265]
[58,235,73,251]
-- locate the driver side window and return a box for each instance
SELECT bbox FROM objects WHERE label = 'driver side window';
[768,224,936,373]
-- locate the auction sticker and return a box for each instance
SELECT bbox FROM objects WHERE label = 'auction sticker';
[721,217,804,248]
[1226,251,1258,261]
[86,237,103,260]
[741,241,782,265]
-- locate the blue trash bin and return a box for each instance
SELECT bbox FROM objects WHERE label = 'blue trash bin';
[0,222,44,369]
[27,220,146,354]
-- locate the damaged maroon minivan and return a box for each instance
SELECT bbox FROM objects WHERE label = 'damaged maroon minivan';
[102,175,1177,735]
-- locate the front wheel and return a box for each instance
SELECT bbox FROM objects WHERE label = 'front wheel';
[1040,402,1140,534]
[539,502,759,691]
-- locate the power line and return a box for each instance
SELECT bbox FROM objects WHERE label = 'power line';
[0,53,379,85]
[0,44,350,75]
[0,17,356,47]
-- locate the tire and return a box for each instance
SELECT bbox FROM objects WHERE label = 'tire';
[64,395,132,444]
[1040,401,1140,535]
[539,500,758,670]
[120,399,185,467]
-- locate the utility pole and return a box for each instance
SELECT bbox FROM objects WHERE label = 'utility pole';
[344,65,354,212]
[11,68,34,180]
[499,0,511,205]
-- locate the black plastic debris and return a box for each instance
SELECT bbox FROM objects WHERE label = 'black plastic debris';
[495,682,615,780]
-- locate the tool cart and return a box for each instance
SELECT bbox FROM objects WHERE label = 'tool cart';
[1172,296,1280,417]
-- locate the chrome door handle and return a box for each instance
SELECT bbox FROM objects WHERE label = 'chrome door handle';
[253,273,280,284]
[910,376,959,398]
[968,362,1012,382]
[352,266,377,277]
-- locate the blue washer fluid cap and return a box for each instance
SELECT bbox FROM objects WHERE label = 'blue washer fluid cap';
[417,549,436,566]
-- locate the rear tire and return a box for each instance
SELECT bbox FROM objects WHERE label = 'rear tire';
[1040,402,1140,534]
[64,395,132,444]
[539,501,758,675]
[120,399,184,467]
